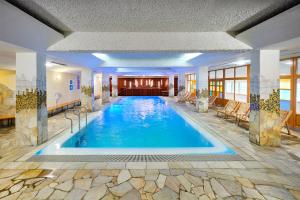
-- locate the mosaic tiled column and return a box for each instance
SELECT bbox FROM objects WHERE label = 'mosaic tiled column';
[111,75,118,97]
[249,50,281,146]
[16,52,47,146]
[81,69,94,112]
[102,73,110,104]
[169,74,174,97]
[196,66,208,112]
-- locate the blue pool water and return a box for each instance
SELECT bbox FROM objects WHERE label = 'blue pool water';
[37,96,235,155]
[63,96,214,148]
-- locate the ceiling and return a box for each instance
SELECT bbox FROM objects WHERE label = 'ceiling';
[1,0,299,75]
[6,0,297,35]
[47,51,247,70]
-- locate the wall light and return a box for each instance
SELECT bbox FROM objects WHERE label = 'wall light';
[55,74,61,81]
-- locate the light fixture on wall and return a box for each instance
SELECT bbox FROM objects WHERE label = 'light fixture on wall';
[55,73,61,81]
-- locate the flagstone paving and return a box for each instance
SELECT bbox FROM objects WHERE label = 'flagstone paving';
[0,98,300,199]
[0,168,299,199]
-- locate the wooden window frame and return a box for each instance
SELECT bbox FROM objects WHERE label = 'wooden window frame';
[208,65,250,103]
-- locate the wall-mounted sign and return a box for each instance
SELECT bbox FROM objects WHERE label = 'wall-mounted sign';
[69,80,74,91]
[77,76,80,89]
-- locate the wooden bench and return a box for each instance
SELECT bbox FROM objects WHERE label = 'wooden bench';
[0,100,81,127]
[0,115,15,126]
[48,99,81,116]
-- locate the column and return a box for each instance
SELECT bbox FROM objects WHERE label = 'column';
[178,73,185,93]
[111,75,118,97]
[249,50,281,146]
[81,69,94,112]
[196,66,209,112]
[102,73,110,104]
[168,74,174,97]
[177,72,186,102]
[16,52,47,146]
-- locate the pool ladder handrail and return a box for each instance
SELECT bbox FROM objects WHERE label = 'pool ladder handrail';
[64,109,75,133]
[64,106,88,133]
[74,106,88,127]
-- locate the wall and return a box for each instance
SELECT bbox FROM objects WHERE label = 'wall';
[0,69,16,115]
[46,70,80,108]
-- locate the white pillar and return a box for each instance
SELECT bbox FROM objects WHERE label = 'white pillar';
[16,52,47,146]
[196,66,208,112]
[93,73,102,98]
[102,73,110,104]
[249,50,280,146]
[112,75,118,97]
[178,73,185,93]
[81,69,94,112]
[168,74,174,97]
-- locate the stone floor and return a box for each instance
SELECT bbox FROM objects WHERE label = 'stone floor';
[0,112,81,158]
[0,97,300,199]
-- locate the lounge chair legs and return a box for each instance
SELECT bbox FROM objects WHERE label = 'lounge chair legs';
[286,123,291,135]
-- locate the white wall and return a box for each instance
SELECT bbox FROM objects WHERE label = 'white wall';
[47,70,80,107]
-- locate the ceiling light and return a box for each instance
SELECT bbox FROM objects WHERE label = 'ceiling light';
[232,60,250,66]
[181,53,202,61]
[92,53,110,61]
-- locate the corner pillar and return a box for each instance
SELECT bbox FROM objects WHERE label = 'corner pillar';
[168,74,174,97]
[102,73,110,104]
[196,66,209,112]
[249,50,281,146]
[16,52,47,146]
[112,75,118,97]
[178,73,185,94]
[81,69,94,112]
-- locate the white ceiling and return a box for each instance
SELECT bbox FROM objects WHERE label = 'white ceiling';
[1,0,299,75]
[10,0,293,33]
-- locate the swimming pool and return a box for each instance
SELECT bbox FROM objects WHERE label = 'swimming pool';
[37,96,235,155]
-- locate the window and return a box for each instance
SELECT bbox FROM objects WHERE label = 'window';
[209,71,215,79]
[225,68,234,78]
[297,58,300,114]
[280,59,292,75]
[225,80,234,100]
[215,80,223,98]
[235,80,247,102]
[216,70,223,79]
[209,65,249,102]
[280,79,291,111]
[235,66,247,77]
[186,74,196,94]
[296,80,300,114]
[209,81,215,96]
